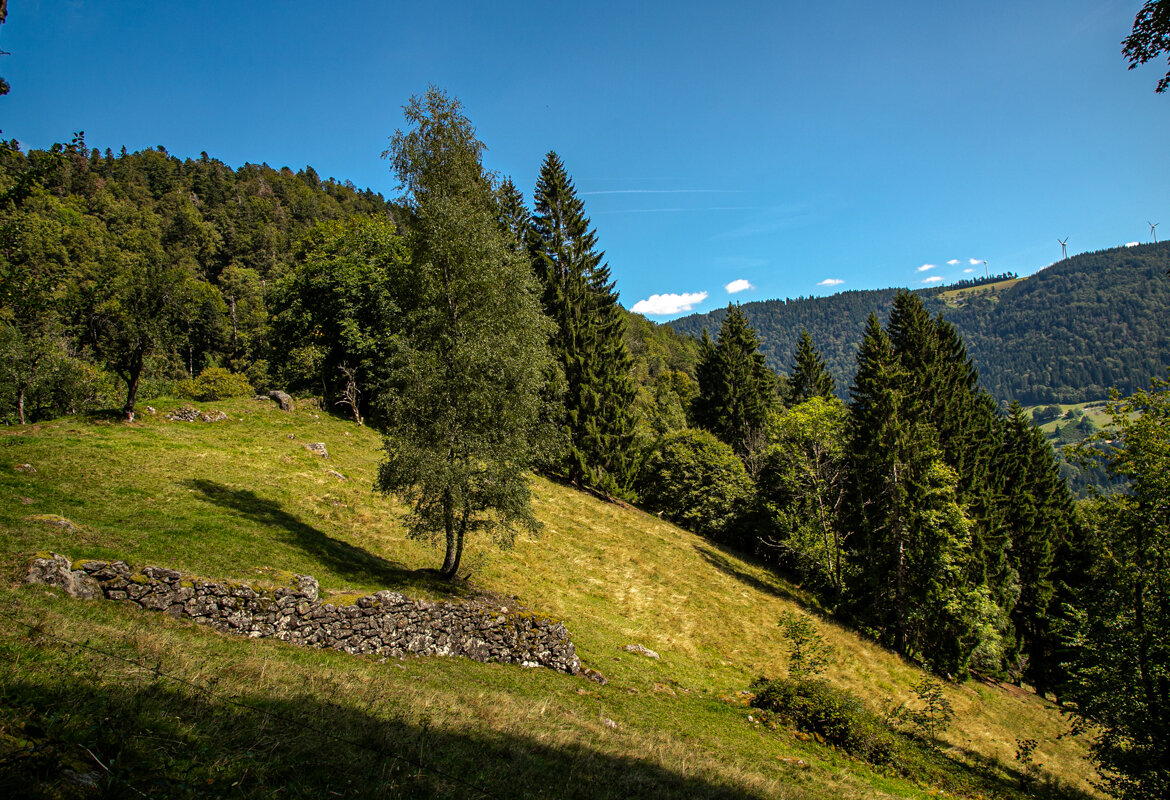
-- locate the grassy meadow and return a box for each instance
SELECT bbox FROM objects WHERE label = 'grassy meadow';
[0,397,1098,798]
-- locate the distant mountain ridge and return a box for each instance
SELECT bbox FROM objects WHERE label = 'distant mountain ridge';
[667,243,1170,405]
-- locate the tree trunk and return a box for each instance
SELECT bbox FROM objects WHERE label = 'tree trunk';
[17,385,26,425]
[440,490,459,577]
[123,350,145,422]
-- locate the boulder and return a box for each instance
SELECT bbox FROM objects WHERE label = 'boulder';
[26,553,102,600]
[623,643,660,659]
[269,390,295,412]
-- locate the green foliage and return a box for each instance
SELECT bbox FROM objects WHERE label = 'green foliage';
[1063,378,1170,799]
[777,611,832,678]
[637,428,753,541]
[750,677,897,765]
[846,312,1001,676]
[1016,737,1042,790]
[376,88,555,579]
[691,304,777,468]
[999,402,1080,691]
[528,152,639,498]
[1123,1,1170,93]
[174,366,254,401]
[757,396,849,592]
[787,328,835,405]
[905,677,955,742]
[270,214,408,417]
[0,137,390,421]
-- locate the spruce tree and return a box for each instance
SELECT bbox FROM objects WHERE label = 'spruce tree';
[998,402,1079,691]
[495,177,530,254]
[692,304,776,466]
[787,328,836,404]
[846,313,991,674]
[529,151,638,497]
[885,290,1013,668]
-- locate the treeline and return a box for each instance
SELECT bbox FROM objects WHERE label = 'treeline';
[646,297,1080,685]
[669,245,1170,406]
[0,134,696,434]
[0,134,390,423]
[644,303,1169,795]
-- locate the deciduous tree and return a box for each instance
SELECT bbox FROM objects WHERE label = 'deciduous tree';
[377,88,555,579]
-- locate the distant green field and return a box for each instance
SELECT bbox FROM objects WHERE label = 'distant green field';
[0,399,1098,798]
[937,278,1022,308]
[1024,400,1113,436]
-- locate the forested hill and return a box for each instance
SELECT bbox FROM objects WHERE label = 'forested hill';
[668,243,1170,404]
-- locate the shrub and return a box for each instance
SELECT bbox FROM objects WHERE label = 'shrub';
[637,428,753,540]
[750,676,898,765]
[777,611,832,678]
[175,367,254,401]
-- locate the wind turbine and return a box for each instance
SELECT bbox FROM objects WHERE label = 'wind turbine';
[1058,237,1069,260]
[1150,221,1159,244]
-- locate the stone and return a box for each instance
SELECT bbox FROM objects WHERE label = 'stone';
[623,643,660,659]
[14,463,35,473]
[326,469,347,481]
[165,405,200,422]
[581,667,608,685]
[269,390,295,412]
[24,514,78,532]
[303,442,329,458]
[199,410,228,423]
[25,553,102,600]
[27,553,582,676]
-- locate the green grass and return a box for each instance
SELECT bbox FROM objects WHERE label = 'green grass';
[937,278,1021,309]
[0,398,1098,798]
[1023,401,1114,437]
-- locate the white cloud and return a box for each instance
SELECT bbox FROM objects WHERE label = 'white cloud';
[630,292,708,315]
[817,278,844,287]
[724,278,754,294]
[922,275,945,284]
[963,268,976,273]
[947,259,960,266]
[968,258,983,265]
[917,263,937,272]
[1126,241,1140,248]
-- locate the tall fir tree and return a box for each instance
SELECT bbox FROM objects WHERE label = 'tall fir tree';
[998,402,1079,692]
[691,304,776,467]
[845,313,991,674]
[885,290,1013,667]
[495,177,530,255]
[787,327,836,404]
[529,152,638,497]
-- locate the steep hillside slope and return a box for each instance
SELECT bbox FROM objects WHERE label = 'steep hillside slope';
[1,400,1095,798]
[669,243,1170,404]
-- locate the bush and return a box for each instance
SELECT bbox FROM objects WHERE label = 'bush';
[637,428,753,540]
[750,677,898,765]
[175,367,254,401]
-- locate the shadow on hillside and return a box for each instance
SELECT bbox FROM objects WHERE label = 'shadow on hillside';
[1,676,773,800]
[693,542,807,606]
[183,479,464,598]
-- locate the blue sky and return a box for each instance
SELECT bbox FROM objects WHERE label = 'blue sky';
[3,1,1166,319]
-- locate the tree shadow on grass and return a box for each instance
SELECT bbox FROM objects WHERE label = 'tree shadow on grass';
[1,676,774,800]
[692,541,808,607]
[182,478,463,599]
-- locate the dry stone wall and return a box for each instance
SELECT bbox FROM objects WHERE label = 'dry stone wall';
[26,553,582,676]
